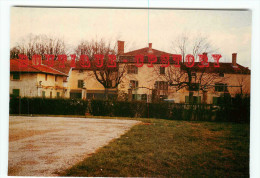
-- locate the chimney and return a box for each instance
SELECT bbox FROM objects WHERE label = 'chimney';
[202,52,208,65]
[148,43,153,53]
[232,53,237,67]
[118,41,124,55]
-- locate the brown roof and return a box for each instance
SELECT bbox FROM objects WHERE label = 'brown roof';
[119,46,250,75]
[10,59,68,76]
[72,60,118,71]
[122,47,173,56]
[188,62,250,74]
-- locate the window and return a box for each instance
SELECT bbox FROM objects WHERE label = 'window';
[141,94,147,101]
[42,91,45,98]
[70,92,82,99]
[13,89,20,97]
[213,97,219,105]
[78,80,84,88]
[219,73,224,77]
[132,94,137,100]
[215,83,228,92]
[193,96,201,104]
[13,73,20,80]
[50,91,52,98]
[160,67,165,75]
[213,96,226,105]
[185,96,201,104]
[45,74,48,81]
[130,80,138,89]
[57,92,60,98]
[155,81,168,90]
[127,65,138,74]
[132,94,141,100]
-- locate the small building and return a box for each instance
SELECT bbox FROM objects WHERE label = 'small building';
[10,59,68,98]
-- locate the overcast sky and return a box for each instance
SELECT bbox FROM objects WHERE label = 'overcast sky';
[10,7,251,68]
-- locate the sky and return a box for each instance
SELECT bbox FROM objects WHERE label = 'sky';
[10,7,252,68]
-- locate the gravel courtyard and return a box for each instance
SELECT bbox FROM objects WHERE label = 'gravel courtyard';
[8,116,140,176]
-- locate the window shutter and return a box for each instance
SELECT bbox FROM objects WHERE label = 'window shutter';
[185,96,189,103]
[213,97,218,105]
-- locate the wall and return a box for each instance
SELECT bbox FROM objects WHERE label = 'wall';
[10,73,38,97]
[37,73,66,98]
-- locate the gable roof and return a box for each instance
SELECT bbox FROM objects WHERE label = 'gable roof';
[10,59,68,76]
[121,47,173,56]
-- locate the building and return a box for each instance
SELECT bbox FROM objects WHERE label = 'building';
[117,41,174,102]
[9,41,251,104]
[10,59,68,98]
[117,41,250,104]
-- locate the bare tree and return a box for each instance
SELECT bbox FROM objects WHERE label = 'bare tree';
[10,34,68,60]
[75,39,127,99]
[156,33,223,103]
[236,74,250,95]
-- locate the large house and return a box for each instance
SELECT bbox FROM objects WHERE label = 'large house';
[117,41,250,104]
[9,41,250,104]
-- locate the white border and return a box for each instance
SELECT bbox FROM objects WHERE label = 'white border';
[1,0,259,178]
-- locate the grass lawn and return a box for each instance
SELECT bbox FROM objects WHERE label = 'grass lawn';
[57,117,249,177]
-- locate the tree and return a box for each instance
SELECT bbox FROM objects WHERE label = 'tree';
[155,33,224,103]
[10,34,68,60]
[74,39,127,99]
[236,72,250,95]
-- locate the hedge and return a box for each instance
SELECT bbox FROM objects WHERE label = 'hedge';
[9,95,250,123]
[9,97,88,115]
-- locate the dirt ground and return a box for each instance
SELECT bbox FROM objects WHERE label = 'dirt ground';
[8,116,140,176]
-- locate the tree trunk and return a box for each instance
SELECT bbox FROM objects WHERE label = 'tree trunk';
[203,91,207,104]
[104,88,109,100]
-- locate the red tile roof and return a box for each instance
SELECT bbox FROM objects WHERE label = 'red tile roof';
[188,62,250,74]
[42,60,72,75]
[10,59,68,76]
